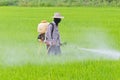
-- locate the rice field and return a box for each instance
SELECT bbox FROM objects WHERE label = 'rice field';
[0,7,120,80]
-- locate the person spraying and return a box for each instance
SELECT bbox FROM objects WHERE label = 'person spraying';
[45,12,64,55]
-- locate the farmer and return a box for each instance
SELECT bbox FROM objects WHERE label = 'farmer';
[45,12,64,55]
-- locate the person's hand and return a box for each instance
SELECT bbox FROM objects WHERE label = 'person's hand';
[45,42,50,46]
[51,42,56,46]
[45,41,56,46]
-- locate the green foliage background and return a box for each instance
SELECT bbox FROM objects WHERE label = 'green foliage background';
[0,0,120,7]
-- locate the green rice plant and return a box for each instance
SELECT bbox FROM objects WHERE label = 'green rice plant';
[0,7,120,80]
[0,61,120,80]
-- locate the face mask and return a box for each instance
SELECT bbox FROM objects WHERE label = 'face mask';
[54,18,61,24]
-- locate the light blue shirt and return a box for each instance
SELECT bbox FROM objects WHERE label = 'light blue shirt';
[45,22,61,46]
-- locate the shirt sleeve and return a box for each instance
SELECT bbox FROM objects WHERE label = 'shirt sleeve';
[46,24,53,41]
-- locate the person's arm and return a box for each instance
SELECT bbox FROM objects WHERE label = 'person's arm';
[47,24,53,40]
[45,24,53,45]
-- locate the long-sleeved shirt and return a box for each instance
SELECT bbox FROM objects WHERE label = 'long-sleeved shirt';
[45,22,61,46]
